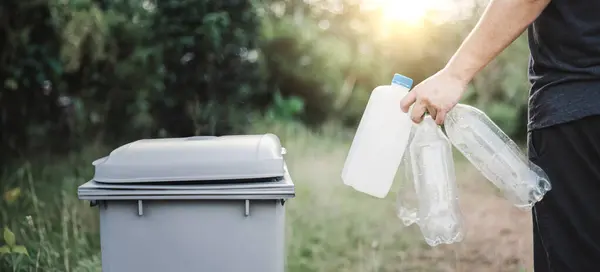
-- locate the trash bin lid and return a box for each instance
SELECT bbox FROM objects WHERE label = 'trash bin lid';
[77,164,295,200]
[91,134,286,183]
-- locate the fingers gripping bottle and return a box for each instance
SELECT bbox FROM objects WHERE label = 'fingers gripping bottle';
[341,74,414,198]
[410,116,465,246]
[443,103,551,210]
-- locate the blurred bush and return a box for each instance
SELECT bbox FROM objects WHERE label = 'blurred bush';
[0,0,531,164]
[0,0,267,163]
[257,0,529,137]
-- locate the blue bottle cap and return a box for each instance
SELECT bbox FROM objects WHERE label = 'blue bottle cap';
[391,73,413,89]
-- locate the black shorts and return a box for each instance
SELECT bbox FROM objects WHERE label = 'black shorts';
[529,115,600,272]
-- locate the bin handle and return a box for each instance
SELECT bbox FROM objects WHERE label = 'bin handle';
[186,136,217,141]
[244,200,250,217]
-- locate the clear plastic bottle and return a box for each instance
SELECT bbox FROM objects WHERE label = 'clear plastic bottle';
[443,103,551,210]
[341,74,414,198]
[410,116,465,246]
[396,123,419,226]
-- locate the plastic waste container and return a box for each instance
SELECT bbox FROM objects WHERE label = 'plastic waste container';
[77,134,295,272]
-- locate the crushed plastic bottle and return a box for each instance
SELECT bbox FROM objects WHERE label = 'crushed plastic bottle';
[396,124,419,227]
[410,116,465,246]
[443,103,551,211]
[341,74,414,198]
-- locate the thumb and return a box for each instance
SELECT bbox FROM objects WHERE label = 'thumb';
[400,91,417,113]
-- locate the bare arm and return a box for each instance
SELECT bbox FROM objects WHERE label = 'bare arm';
[401,0,552,124]
[445,0,551,84]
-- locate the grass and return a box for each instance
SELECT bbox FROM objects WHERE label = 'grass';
[1,120,534,272]
[0,145,106,272]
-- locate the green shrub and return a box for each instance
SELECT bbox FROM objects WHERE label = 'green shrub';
[0,0,268,163]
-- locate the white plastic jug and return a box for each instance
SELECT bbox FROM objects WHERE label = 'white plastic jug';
[341,74,414,198]
[443,103,551,210]
[410,116,465,246]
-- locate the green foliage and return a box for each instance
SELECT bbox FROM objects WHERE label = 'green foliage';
[0,0,268,163]
[257,0,530,139]
[0,226,29,270]
[0,0,532,164]
[3,228,16,248]
[266,91,305,121]
[0,0,66,160]
[0,147,106,271]
[3,188,21,205]
[257,0,392,125]
[150,0,268,137]
[464,34,531,140]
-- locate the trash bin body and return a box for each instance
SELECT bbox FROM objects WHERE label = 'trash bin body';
[97,199,286,272]
[78,134,294,272]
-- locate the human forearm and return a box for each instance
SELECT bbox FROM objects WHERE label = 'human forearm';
[443,0,551,85]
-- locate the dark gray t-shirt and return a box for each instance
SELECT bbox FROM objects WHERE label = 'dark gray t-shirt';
[527,0,600,131]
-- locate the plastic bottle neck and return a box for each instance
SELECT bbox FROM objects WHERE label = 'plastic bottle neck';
[417,117,442,141]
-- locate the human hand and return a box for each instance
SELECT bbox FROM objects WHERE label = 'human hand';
[400,69,468,125]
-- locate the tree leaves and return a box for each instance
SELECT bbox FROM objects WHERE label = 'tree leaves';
[3,79,18,90]
[3,187,22,204]
[11,246,29,256]
[3,228,15,247]
[0,246,10,254]
[0,228,29,256]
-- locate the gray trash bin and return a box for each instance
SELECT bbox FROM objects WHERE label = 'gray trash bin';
[77,134,295,272]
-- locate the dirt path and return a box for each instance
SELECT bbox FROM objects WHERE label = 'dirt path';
[406,166,534,272]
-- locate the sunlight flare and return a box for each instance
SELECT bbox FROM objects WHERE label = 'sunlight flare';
[369,0,438,25]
